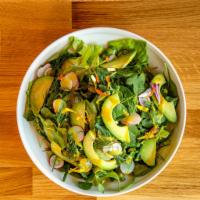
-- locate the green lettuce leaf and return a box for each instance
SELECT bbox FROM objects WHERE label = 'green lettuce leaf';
[105,38,148,67]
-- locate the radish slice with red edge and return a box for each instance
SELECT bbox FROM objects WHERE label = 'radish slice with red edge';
[120,160,135,174]
[49,155,64,169]
[120,113,141,126]
[69,126,84,143]
[37,63,51,77]
[60,72,79,91]
[37,134,50,151]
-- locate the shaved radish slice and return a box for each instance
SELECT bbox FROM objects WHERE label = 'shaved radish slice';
[121,113,141,126]
[138,88,152,106]
[120,160,135,174]
[103,143,122,156]
[60,72,79,91]
[49,155,64,169]
[53,99,66,113]
[44,67,53,76]
[151,83,161,104]
[108,54,116,61]
[37,63,51,77]
[139,97,148,106]
[139,88,152,98]
[37,134,50,151]
[69,126,84,143]
[107,68,116,72]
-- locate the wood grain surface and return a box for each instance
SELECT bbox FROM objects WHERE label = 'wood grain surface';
[0,0,200,199]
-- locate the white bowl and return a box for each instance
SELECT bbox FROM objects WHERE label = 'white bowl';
[17,27,186,197]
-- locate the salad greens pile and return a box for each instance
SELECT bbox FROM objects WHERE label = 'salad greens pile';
[24,36,178,192]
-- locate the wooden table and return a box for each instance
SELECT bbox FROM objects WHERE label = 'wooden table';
[0,0,200,199]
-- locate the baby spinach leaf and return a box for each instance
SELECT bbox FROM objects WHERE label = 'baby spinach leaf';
[128,125,140,147]
[95,123,112,137]
[126,73,146,95]
[118,85,137,113]
[95,170,120,193]
[78,181,92,190]
[113,103,129,121]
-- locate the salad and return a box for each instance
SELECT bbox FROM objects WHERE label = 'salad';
[24,36,178,192]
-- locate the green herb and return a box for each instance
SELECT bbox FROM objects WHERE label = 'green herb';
[62,163,70,181]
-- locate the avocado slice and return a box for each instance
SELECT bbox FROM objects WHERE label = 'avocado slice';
[83,130,117,170]
[151,73,166,86]
[30,76,53,114]
[151,74,177,123]
[159,99,177,123]
[70,101,85,129]
[140,139,156,166]
[39,117,65,149]
[60,58,79,75]
[102,51,136,69]
[101,94,130,143]
[24,82,35,121]
[59,58,86,80]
